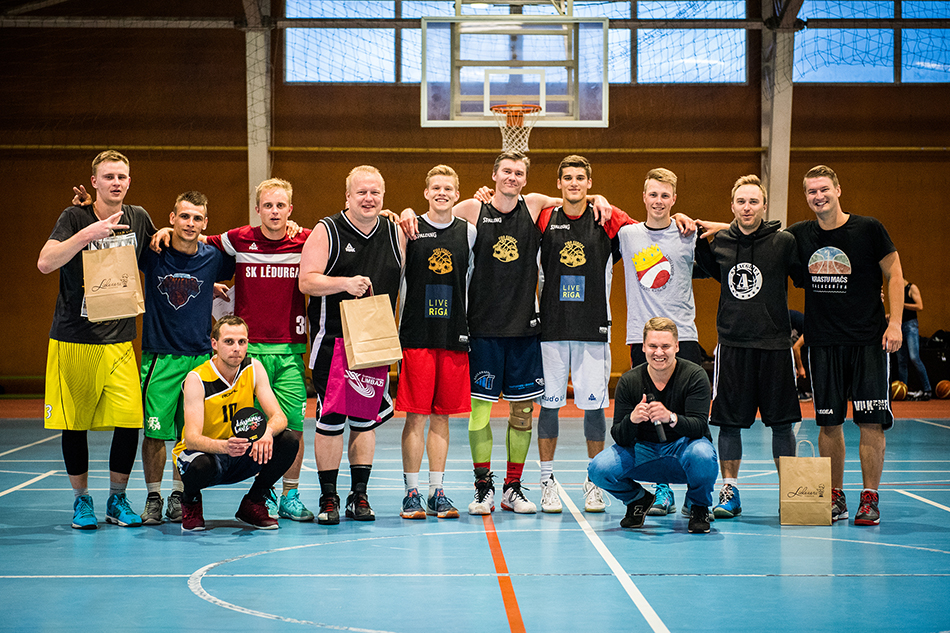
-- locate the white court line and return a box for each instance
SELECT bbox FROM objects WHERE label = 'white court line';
[914,419,950,430]
[894,489,950,513]
[0,434,58,458]
[0,470,57,498]
[557,481,670,633]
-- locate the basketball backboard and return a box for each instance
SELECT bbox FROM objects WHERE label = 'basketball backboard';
[421,15,609,128]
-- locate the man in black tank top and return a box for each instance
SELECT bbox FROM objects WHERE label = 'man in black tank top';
[299,165,406,526]
[401,152,614,516]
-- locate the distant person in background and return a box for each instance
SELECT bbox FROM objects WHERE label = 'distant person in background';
[789,309,812,401]
[897,279,932,401]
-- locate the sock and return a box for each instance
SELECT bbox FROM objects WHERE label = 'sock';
[172,480,184,494]
[282,477,299,496]
[504,424,531,485]
[864,488,878,495]
[539,461,554,482]
[428,471,444,497]
[109,481,127,497]
[403,472,420,494]
[146,482,161,495]
[505,461,525,486]
[350,464,372,493]
[318,469,339,496]
[74,487,88,499]
[723,478,738,487]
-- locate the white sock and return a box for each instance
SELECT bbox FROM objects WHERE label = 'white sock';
[428,471,444,496]
[540,461,554,482]
[146,482,162,495]
[404,472,420,494]
[171,480,184,493]
[282,478,299,496]
[723,478,738,488]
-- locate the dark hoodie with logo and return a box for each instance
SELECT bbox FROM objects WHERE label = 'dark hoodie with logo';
[694,220,802,350]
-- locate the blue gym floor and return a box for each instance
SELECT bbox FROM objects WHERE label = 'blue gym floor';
[2,409,949,632]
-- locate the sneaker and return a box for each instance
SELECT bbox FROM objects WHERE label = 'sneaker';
[400,488,427,519]
[831,487,848,522]
[468,474,495,515]
[539,477,562,514]
[426,488,460,519]
[680,500,716,521]
[854,490,881,526]
[713,484,742,519]
[620,491,655,529]
[71,494,98,530]
[317,493,341,525]
[235,494,279,529]
[264,487,280,519]
[501,480,537,514]
[106,493,143,527]
[181,498,205,532]
[278,489,315,522]
[583,478,607,513]
[345,491,376,521]
[166,491,183,523]
[648,484,676,515]
[142,492,164,525]
[688,504,711,533]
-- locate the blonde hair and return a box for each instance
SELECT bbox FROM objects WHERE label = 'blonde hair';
[731,175,768,206]
[91,150,129,176]
[643,316,678,341]
[644,168,677,194]
[803,165,839,191]
[425,164,459,189]
[346,165,385,193]
[255,178,293,206]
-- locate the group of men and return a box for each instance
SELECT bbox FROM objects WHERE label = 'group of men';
[39,149,903,534]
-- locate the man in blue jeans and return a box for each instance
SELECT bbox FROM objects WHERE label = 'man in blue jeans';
[588,317,717,533]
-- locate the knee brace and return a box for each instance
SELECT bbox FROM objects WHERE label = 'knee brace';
[583,409,607,442]
[537,406,559,439]
[770,422,796,458]
[717,425,743,462]
[508,400,534,431]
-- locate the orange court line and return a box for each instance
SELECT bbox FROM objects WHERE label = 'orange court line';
[481,514,526,633]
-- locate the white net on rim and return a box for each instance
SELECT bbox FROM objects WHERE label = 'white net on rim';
[490,105,542,153]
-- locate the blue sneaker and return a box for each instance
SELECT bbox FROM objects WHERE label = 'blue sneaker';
[264,487,280,519]
[713,483,741,518]
[426,488,460,519]
[400,488,426,519]
[648,484,676,515]
[106,493,143,527]
[278,489,315,522]
[72,494,98,530]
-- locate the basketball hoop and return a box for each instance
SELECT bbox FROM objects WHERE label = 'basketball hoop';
[490,104,542,153]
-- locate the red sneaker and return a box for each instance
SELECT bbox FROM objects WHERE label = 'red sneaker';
[181,498,205,532]
[235,494,279,529]
[854,490,881,526]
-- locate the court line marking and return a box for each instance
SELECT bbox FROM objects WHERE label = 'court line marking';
[0,470,57,498]
[894,489,950,513]
[0,434,58,458]
[914,419,950,430]
[481,515,526,633]
[7,571,950,579]
[558,481,670,633]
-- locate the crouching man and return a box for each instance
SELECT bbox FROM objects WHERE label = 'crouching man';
[174,315,297,531]
[588,317,717,533]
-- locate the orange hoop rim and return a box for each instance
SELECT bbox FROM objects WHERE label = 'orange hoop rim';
[490,103,542,114]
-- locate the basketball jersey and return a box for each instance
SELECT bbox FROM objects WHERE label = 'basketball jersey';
[206,226,310,349]
[467,198,542,338]
[538,205,614,342]
[398,215,475,351]
[172,356,256,460]
[308,212,402,367]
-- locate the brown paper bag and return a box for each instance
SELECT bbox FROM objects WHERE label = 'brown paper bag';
[779,440,832,526]
[82,242,145,323]
[340,292,402,370]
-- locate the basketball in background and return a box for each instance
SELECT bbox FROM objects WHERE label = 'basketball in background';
[890,380,908,401]
[935,380,950,399]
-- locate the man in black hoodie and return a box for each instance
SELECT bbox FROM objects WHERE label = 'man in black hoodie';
[694,175,802,519]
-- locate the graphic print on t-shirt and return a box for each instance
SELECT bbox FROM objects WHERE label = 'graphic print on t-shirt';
[559,241,586,267]
[633,244,672,290]
[808,246,851,294]
[727,263,762,300]
[492,235,519,262]
[157,273,203,309]
[427,248,453,274]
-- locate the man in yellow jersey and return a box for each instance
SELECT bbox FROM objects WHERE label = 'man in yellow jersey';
[174,315,297,531]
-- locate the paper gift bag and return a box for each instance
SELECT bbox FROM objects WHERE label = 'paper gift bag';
[340,292,402,370]
[82,241,145,323]
[322,338,387,422]
[779,440,832,526]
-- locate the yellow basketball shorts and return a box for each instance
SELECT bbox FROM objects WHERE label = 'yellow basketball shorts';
[44,340,143,431]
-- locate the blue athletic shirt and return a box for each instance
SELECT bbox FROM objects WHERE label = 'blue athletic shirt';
[140,242,235,355]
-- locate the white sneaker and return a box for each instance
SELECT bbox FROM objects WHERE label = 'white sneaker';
[583,478,606,513]
[501,481,537,514]
[539,477,562,513]
[468,477,495,515]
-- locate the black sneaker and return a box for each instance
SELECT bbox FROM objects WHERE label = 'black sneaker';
[620,491,655,528]
[317,493,341,526]
[166,491,183,523]
[831,487,848,522]
[688,504,711,533]
[142,492,164,525]
[345,491,376,521]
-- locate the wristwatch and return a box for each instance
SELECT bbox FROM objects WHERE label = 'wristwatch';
[669,412,678,426]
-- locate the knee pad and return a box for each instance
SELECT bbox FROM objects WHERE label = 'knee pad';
[717,425,743,462]
[537,406,559,439]
[508,400,534,431]
[583,409,606,442]
[770,422,796,458]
